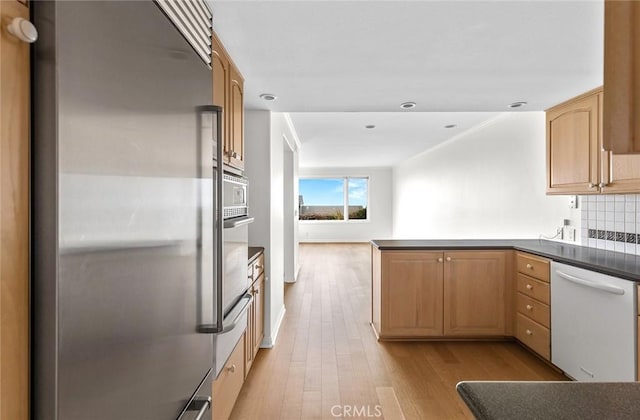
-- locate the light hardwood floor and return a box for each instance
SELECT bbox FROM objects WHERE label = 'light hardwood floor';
[230,244,566,420]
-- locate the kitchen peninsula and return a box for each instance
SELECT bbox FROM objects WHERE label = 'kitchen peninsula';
[370,239,640,379]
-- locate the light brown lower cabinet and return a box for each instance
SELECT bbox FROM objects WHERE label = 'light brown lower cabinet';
[515,314,551,360]
[514,252,551,361]
[244,272,265,377]
[444,251,509,336]
[371,248,511,339]
[213,335,245,420]
[377,251,444,337]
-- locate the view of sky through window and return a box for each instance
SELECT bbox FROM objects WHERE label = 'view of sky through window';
[299,177,368,221]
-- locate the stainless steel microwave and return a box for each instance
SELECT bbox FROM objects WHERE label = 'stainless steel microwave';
[223,173,248,219]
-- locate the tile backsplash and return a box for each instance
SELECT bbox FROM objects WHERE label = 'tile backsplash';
[581,194,640,255]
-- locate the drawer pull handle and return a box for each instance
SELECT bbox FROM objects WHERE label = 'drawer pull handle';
[526,304,533,310]
[437,257,443,263]
[526,284,533,290]
[526,263,533,269]
[446,256,452,262]
[228,364,236,373]
[525,329,533,336]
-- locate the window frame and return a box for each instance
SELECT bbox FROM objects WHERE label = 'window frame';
[298,176,370,223]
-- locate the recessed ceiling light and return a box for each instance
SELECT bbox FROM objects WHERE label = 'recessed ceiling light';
[259,93,277,101]
[400,101,416,110]
[365,125,376,129]
[509,101,527,109]
[444,124,457,129]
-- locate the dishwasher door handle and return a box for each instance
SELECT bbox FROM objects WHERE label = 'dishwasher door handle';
[555,270,625,295]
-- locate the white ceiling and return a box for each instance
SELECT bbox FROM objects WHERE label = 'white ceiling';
[209,0,604,167]
[289,112,500,167]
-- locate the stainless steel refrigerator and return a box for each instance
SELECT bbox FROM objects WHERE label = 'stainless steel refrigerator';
[32,1,222,418]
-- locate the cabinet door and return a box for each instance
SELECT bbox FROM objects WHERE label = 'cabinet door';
[244,288,254,377]
[603,153,640,193]
[546,92,600,194]
[1,1,30,419]
[253,274,265,357]
[603,0,640,154]
[211,35,228,110]
[211,33,230,164]
[443,251,507,336]
[381,252,444,337]
[228,64,244,171]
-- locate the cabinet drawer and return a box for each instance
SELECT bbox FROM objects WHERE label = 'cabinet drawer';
[516,313,550,360]
[516,252,550,282]
[516,292,550,328]
[516,273,550,304]
[213,335,245,420]
[249,253,264,281]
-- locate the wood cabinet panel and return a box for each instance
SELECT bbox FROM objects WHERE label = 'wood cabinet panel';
[211,35,228,111]
[546,91,600,194]
[211,30,244,171]
[228,64,244,171]
[516,293,550,328]
[603,0,640,154]
[381,252,444,337]
[516,314,550,360]
[547,88,640,194]
[516,252,550,282]
[253,274,264,356]
[516,274,550,305]
[245,257,264,377]
[213,336,245,420]
[443,251,508,336]
[0,1,30,419]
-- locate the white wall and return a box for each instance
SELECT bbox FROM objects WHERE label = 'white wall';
[244,110,299,347]
[299,167,393,242]
[393,113,578,240]
[282,141,299,283]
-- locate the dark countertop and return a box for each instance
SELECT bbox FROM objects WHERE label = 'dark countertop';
[248,246,264,264]
[456,381,640,420]
[370,239,640,282]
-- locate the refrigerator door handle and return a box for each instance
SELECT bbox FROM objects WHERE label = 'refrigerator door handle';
[185,396,211,420]
[214,107,225,333]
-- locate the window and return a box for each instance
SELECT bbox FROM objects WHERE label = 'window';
[298,177,368,221]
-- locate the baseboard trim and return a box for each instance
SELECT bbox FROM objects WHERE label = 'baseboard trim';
[261,305,286,348]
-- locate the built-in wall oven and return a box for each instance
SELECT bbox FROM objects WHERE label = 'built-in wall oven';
[197,106,253,377]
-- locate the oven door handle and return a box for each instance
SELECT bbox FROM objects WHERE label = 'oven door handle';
[223,216,254,229]
[197,292,252,334]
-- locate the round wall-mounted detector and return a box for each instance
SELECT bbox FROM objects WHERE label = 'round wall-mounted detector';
[444,124,457,129]
[365,125,376,129]
[400,102,416,110]
[509,101,527,108]
[259,93,277,101]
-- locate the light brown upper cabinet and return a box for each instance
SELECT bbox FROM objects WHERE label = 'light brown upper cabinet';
[547,87,640,194]
[228,64,244,170]
[211,30,244,171]
[546,89,601,194]
[1,1,30,418]
[603,0,640,154]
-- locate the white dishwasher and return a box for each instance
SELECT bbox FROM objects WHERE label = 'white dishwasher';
[551,261,636,381]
